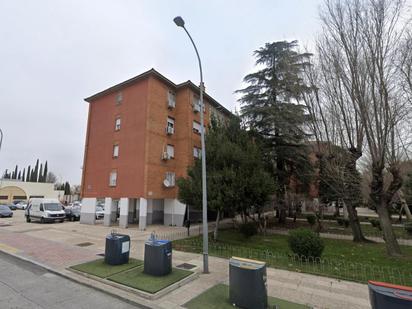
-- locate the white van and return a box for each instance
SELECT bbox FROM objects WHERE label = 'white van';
[25,198,66,223]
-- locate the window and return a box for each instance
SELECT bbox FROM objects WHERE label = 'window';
[109,171,117,187]
[166,144,175,159]
[0,196,8,200]
[116,92,123,105]
[115,117,121,131]
[193,121,201,134]
[193,147,201,159]
[193,96,205,113]
[168,90,176,108]
[166,117,175,134]
[164,172,176,187]
[113,144,119,158]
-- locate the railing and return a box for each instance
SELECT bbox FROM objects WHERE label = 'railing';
[173,238,412,286]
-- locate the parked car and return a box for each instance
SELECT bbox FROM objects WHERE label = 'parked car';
[64,205,81,221]
[15,202,28,210]
[0,205,13,217]
[6,204,17,210]
[96,205,104,219]
[25,198,66,223]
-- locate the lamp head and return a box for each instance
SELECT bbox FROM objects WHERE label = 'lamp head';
[173,16,185,27]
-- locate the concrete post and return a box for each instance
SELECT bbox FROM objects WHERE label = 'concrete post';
[103,197,112,226]
[139,198,147,230]
[118,198,129,228]
[80,198,96,225]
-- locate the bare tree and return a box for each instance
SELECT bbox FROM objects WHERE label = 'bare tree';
[318,0,411,256]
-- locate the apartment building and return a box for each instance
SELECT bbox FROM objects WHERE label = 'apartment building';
[80,69,231,229]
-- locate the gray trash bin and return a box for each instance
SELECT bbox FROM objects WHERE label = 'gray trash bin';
[369,281,412,309]
[104,233,130,265]
[229,256,267,309]
[144,236,172,276]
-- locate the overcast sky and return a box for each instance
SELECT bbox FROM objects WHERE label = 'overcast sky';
[0,0,324,184]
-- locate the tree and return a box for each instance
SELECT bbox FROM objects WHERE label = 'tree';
[318,0,411,256]
[43,161,48,183]
[39,164,43,183]
[46,172,57,183]
[32,159,39,182]
[64,182,71,195]
[22,168,25,182]
[178,119,275,240]
[237,40,313,223]
[26,166,31,182]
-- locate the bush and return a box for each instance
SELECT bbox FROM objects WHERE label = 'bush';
[306,214,316,226]
[288,228,325,259]
[404,222,412,235]
[368,218,382,230]
[336,218,350,228]
[239,222,258,238]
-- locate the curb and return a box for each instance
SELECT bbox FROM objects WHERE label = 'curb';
[0,248,156,309]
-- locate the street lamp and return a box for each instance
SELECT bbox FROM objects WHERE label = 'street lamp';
[174,16,209,273]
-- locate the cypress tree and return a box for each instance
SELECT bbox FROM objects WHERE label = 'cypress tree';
[22,168,26,182]
[26,166,31,182]
[39,164,43,182]
[33,159,39,182]
[17,171,21,180]
[43,161,48,183]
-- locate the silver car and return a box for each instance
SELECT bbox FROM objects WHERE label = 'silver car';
[0,205,13,217]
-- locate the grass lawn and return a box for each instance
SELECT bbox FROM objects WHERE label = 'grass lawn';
[108,267,192,293]
[184,284,310,309]
[70,258,143,278]
[174,230,412,285]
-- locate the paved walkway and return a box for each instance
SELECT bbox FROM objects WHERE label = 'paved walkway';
[0,212,371,309]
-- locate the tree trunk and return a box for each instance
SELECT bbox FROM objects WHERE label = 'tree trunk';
[344,199,367,242]
[370,164,402,256]
[213,209,220,241]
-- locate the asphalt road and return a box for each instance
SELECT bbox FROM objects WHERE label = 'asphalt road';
[0,251,143,309]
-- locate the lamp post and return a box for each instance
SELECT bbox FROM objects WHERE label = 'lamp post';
[0,128,3,153]
[174,16,209,273]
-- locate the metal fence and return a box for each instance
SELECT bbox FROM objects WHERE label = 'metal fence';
[173,238,412,286]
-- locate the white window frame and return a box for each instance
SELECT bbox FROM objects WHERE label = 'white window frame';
[193,121,201,134]
[113,144,119,158]
[166,144,175,159]
[168,90,176,109]
[193,146,201,159]
[115,117,121,131]
[109,171,117,187]
[167,117,175,134]
[165,172,176,187]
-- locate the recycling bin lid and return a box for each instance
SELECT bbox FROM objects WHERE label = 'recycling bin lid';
[145,239,171,246]
[230,256,266,270]
[106,233,129,240]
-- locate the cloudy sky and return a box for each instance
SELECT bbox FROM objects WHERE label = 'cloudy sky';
[0,0,323,184]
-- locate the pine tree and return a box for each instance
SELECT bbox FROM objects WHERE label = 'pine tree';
[237,40,313,223]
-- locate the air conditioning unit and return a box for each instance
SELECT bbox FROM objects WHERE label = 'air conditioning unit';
[161,152,170,160]
[166,126,174,135]
[167,98,175,109]
[163,173,175,187]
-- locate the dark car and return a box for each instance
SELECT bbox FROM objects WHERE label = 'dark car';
[64,206,81,221]
[0,205,13,217]
[6,204,17,210]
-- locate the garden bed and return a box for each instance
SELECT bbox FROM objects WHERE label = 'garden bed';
[184,284,310,309]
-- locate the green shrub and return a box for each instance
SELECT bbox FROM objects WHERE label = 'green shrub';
[404,222,412,235]
[239,222,258,238]
[336,218,350,228]
[306,214,316,226]
[369,218,382,230]
[288,228,325,259]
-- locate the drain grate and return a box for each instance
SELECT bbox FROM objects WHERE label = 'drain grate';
[76,242,94,247]
[176,263,197,270]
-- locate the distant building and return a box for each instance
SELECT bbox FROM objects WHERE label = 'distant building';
[80,69,231,229]
[0,179,64,204]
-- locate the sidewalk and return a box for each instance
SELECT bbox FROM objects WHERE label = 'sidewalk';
[0,214,371,309]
